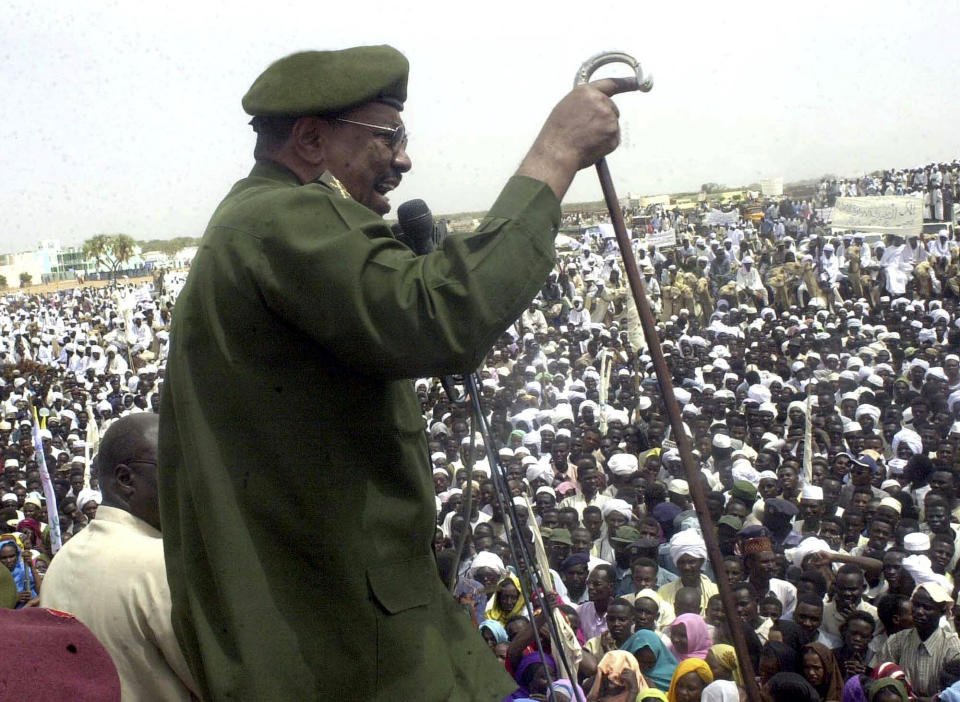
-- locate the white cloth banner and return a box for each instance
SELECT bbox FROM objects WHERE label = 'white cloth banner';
[760,177,783,197]
[704,209,739,226]
[831,196,923,235]
[646,229,677,249]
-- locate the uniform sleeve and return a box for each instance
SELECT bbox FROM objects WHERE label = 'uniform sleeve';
[252,175,560,379]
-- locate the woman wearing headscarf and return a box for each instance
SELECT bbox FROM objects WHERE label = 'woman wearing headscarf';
[667,658,713,702]
[587,649,647,702]
[758,642,797,685]
[551,678,587,702]
[866,679,909,702]
[668,614,712,661]
[507,651,556,701]
[633,588,677,635]
[485,573,526,625]
[621,628,679,691]
[17,518,47,556]
[868,664,913,700]
[705,644,744,687]
[766,672,821,702]
[701,680,740,702]
[0,536,38,608]
[842,675,868,702]
[801,642,844,702]
[597,499,634,562]
[479,619,509,648]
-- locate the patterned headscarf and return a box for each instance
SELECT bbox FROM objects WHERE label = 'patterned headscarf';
[708,644,744,687]
[870,663,914,699]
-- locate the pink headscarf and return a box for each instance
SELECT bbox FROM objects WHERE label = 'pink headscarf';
[668,613,712,661]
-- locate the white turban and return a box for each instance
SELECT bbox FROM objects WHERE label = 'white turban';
[76,488,102,511]
[468,551,506,579]
[526,464,555,484]
[601,499,633,520]
[608,453,639,476]
[891,428,923,457]
[669,528,707,565]
[748,384,772,405]
[788,537,833,568]
[902,554,952,593]
[731,459,759,486]
[855,404,881,422]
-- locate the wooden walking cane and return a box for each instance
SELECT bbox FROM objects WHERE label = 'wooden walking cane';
[575,52,762,702]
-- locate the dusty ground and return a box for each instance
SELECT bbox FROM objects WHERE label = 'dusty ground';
[12,273,177,296]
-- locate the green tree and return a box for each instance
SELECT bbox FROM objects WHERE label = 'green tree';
[19,272,32,287]
[83,233,137,283]
[138,236,200,257]
[0,275,7,290]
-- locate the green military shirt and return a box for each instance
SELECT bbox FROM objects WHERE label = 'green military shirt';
[158,160,560,700]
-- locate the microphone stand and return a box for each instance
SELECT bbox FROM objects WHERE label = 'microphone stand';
[444,374,578,701]
[463,370,583,702]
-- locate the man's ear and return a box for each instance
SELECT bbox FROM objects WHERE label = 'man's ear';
[290,116,328,166]
[114,464,135,499]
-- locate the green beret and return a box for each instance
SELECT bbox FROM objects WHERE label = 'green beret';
[731,480,757,504]
[717,515,743,531]
[611,526,643,544]
[242,45,408,117]
[547,528,573,546]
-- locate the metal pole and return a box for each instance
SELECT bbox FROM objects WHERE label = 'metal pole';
[573,50,760,702]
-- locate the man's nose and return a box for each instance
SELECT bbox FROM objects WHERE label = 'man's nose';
[392,146,411,173]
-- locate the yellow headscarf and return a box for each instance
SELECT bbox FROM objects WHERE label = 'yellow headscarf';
[639,690,669,702]
[707,644,744,687]
[667,658,713,702]
[483,573,525,624]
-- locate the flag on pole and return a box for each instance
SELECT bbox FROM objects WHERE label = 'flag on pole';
[84,403,100,489]
[31,406,62,554]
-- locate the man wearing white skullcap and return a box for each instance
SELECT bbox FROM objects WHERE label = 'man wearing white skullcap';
[658,528,717,617]
[794,484,824,535]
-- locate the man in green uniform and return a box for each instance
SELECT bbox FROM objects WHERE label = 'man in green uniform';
[159,46,628,700]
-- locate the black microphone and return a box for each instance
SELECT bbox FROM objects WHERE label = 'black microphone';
[397,199,463,402]
[397,199,447,255]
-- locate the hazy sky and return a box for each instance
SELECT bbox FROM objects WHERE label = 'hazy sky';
[2,1,958,253]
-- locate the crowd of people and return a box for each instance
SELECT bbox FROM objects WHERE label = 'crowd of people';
[3,161,960,701]
[430,160,960,700]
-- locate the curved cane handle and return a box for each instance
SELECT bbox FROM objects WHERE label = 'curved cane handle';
[574,50,654,92]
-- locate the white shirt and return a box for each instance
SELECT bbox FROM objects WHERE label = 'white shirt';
[41,505,197,701]
[736,266,764,292]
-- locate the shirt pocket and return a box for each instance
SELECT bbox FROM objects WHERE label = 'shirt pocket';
[368,554,442,693]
